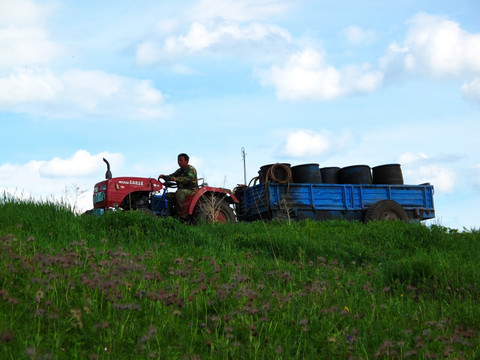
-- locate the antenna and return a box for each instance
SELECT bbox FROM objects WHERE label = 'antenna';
[241,147,247,185]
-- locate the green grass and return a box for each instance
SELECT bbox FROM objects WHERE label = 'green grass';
[1,197,479,359]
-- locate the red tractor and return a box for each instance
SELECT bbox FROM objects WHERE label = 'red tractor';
[91,159,237,223]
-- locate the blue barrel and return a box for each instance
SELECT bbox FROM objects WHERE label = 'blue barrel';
[320,167,341,184]
[291,163,322,184]
[339,165,372,184]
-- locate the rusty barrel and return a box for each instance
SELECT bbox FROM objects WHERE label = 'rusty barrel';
[372,164,404,184]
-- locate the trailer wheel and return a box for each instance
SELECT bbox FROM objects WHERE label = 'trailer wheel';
[364,200,408,222]
[192,198,235,224]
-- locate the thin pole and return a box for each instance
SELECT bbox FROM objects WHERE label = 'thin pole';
[241,147,247,185]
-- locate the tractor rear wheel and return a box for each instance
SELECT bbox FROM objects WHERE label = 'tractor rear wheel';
[364,200,409,222]
[192,198,235,224]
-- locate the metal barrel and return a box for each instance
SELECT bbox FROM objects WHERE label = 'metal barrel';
[291,163,322,184]
[320,167,341,184]
[339,165,372,184]
[372,164,404,184]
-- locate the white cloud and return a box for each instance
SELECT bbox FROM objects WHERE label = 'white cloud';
[0,0,63,68]
[280,129,331,157]
[381,13,480,78]
[0,27,64,68]
[259,48,383,100]
[0,0,168,120]
[398,152,428,164]
[186,0,291,22]
[136,21,292,65]
[343,26,376,45]
[472,164,480,191]
[0,151,124,212]
[0,67,166,119]
[39,150,124,178]
[0,0,51,27]
[461,78,480,104]
[398,152,456,193]
[407,165,456,193]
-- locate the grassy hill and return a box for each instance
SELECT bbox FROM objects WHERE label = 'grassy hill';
[1,197,479,359]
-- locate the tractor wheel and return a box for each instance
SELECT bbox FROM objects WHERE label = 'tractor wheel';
[192,198,235,224]
[364,200,409,222]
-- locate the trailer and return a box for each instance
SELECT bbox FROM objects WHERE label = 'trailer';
[234,182,435,223]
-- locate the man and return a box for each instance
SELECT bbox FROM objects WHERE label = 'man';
[159,153,198,216]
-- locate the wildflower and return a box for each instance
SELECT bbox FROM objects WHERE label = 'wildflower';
[344,305,350,312]
[0,331,14,342]
[70,309,83,329]
[35,290,44,303]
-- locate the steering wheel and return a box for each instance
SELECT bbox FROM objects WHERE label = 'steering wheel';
[158,176,178,188]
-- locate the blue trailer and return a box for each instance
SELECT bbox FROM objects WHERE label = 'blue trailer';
[235,182,435,223]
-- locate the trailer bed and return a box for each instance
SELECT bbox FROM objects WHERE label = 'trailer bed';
[235,183,435,222]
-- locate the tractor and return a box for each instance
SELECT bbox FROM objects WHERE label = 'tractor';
[91,159,237,223]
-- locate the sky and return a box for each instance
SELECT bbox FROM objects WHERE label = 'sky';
[1,0,479,230]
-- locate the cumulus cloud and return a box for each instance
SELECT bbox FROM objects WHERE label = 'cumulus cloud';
[343,26,376,45]
[261,13,480,102]
[472,164,480,192]
[0,0,51,26]
[0,27,64,68]
[0,67,166,119]
[0,0,168,119]
[136,21,292,65]
[381,13,480,78]
[0,150,124,212]
[0,150,124,180]
[461,78,480,104]
[259,48,383,100]
[0,0,63,68]
[398,152,456,193]
[186,0,292,22]
[277,129,352,158]
[39,150,124,178]
[280,130,331,157]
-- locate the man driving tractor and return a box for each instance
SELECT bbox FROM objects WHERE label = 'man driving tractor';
[159,153,198,216]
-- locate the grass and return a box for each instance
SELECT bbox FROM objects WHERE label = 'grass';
[0,196,479,359]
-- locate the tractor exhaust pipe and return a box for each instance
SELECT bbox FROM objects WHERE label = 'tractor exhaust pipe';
[103,158,112,179]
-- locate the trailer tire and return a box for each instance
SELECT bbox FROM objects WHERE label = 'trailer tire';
[192,198,235,224]
[364,200,408,222]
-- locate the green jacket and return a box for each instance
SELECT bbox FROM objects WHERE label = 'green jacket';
[168,165,198,190]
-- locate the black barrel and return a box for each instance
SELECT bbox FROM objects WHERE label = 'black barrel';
[372,164,404,184]
[291,163,322,184]
[339,165,372,184]
[258,163,292,183]
[320,167,341,184]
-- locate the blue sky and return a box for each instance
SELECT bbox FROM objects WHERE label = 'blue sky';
[1,0,479,230]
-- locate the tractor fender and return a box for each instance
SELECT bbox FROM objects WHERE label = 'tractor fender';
[181,186,239,217]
